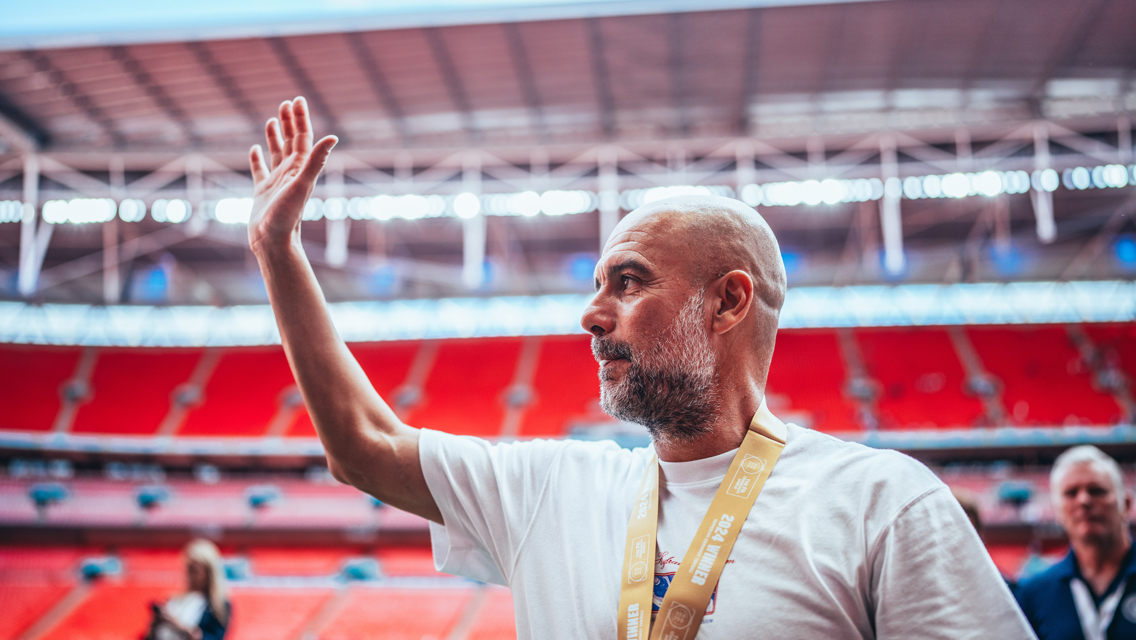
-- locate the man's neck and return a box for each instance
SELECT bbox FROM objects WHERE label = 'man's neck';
[1074,534,1132,596]
[653,390,763,463]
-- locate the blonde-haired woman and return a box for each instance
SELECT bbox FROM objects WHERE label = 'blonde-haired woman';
[147,539,231,640]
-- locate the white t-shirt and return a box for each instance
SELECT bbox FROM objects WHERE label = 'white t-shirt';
[155,592,206,640]
[420,423,1035,639]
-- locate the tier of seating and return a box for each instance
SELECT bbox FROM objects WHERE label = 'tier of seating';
[0,545,511,640]
[968,326,1124,426]
[0,323,1130,438]
[2,463,1105,533]
[0,476,401,531]
[0,537,1053,640]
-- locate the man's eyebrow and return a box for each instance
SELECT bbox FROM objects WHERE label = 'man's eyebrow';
[595,259,653,288]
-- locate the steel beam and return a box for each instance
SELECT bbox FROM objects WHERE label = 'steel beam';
[185,41,263,136]
[266,38,341,137]
[344,32,412,145]
[17,153,43,297]
[0,92,48,152]
[878,136,904,275]
[503,22,548,142]
[585,18,616,140]
[667,13,689,137]
[461,152,486,289]
[21,51,123,147]
[1031,123,1057,243]
[598,147,619,249]
[424,28,479,142]
[736,9,762,135]
[1028,0,1110,100]
[109,46,200,146]
[324,157,348,268]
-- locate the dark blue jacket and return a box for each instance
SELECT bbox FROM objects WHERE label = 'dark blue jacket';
[1016,548,1136,640]
[199,601,230,640]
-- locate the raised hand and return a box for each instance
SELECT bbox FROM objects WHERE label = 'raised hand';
[247,97,337,256]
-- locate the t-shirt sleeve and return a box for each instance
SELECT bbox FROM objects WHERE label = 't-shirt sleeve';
[871,486,1037,640]
[419,428,566,587]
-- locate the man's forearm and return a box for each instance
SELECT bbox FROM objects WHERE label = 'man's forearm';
[255,240,405,484]
[244,97,441,523]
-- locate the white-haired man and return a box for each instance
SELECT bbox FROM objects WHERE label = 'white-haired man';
[1017,445,1136,640]
[246,97,1033,638]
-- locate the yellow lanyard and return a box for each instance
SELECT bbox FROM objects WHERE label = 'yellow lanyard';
[617,400,788,640]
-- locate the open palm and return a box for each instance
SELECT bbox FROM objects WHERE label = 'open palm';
[247,97,338,255]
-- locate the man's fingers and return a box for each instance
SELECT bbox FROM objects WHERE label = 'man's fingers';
[265,119,284,169]
[249,145,270,184]
[292,96,314,155]
[279,100,296,157]
[297,135,339,186]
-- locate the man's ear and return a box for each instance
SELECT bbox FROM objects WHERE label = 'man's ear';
[709,270,753,335]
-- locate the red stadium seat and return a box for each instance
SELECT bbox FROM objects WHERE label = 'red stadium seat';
[38,583,173,640]
[766,330,859,432]
[0,547,81,640]
[967,326,1121,426]
[1085,323,1136,392]
[0,345,81,432]
[409,338,523,437]
[315,587,473,640]
[856,328,984,429]
[467,587,517,640]
[72,348,201,435]
[521,335,601,438]
[0,547,85,575]
[0,581,74,640]
[248,548,351,576]
[180,348,297,437]
[289,341,419,437]
[375,546,445,577]
[985,544,1033,579]
[226,588,335,640]
[117,548,185,585]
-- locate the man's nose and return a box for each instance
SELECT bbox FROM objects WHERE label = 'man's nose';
[581,293,613,337]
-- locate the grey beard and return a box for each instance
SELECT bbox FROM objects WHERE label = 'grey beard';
[594,292,720,443]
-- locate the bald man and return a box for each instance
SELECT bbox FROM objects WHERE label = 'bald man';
[247,98,1033,639]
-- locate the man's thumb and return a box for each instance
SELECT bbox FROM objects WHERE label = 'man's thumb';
[299,136,338,184]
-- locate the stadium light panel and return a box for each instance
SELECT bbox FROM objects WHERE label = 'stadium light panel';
[0,200,22,223]
[117,198,146,222]
[42,198,116,224]
[453,192,481,218]
[322,197,348,220]
[22,162,1136,228]
[215,197,253,224]
[941,173,970,198]
[151,199,191,223]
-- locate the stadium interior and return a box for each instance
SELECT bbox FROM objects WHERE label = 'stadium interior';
[2,0,1136,638]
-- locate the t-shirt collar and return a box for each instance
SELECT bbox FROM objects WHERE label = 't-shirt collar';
[656,446,739,486]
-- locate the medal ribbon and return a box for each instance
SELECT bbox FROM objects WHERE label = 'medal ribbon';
[617,400,787,640]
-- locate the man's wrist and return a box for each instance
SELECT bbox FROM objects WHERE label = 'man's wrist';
[252,235,304,264]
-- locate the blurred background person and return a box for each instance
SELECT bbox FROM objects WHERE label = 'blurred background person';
[146,539,230,640]
[1016,446,1136,640]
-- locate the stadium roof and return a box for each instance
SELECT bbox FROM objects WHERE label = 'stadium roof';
[0,0,1135,307]
[1,0,1133,153]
